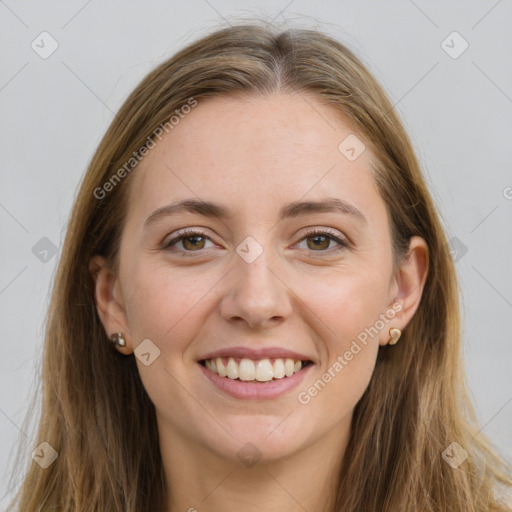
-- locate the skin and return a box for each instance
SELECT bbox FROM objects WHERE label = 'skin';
[90,92,428,512]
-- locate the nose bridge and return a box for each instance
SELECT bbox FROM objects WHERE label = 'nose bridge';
[220,235,292,328]
[237,242,276,290]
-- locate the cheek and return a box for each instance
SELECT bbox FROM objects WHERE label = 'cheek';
[301,257,392,412]
[300,266,391,347]
[296,273,385,417]
[298,343,378,426]
[121,259,230,357]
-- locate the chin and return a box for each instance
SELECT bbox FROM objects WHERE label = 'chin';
[205,414,312,464]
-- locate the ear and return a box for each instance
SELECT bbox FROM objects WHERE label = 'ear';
[89,255,133,354]
[380,236,429,346]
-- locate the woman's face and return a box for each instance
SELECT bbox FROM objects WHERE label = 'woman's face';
[97,92,419,464]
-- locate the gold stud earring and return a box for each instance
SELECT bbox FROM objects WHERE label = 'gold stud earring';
[109,332,126,347]
[388,327,402,345]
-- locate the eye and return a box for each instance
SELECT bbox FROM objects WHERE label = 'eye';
[162,229,216,253]
[295,228,348,252]
[162,227,349,255]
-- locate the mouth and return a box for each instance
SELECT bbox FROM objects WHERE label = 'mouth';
[199,356,314,383]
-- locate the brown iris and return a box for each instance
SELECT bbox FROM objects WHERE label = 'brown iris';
[307,234,330,250]
[182,235,206,250]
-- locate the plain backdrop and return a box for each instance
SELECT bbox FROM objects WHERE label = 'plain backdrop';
[1,0,511,506]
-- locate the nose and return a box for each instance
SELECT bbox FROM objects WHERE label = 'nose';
[219,247,293,330]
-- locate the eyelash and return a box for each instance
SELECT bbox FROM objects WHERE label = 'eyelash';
[161,228,349,256]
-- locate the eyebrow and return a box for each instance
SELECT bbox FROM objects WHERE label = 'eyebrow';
[144,197,367,228]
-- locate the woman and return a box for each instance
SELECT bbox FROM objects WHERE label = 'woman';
[7,22,512,511]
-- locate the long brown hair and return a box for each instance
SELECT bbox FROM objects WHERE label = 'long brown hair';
[7,21,512,511]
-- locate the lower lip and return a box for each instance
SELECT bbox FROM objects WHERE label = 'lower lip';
[198,362,314,400]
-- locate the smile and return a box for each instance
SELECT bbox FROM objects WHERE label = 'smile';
[200,357,313,382]
[198,358,314,400]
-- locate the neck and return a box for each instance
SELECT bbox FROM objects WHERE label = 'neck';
[159,418,350,512]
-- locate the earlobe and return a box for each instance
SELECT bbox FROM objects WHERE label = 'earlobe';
[89,255,132,354]
[382,236,429,346]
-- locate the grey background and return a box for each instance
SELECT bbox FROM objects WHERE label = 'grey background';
[1,0,511,506]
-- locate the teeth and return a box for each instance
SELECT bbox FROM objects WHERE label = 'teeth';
[203,356,307,382]
[255,359,273,381]
[239,358,255,381]
[226,357,239,379]
[273,358,285,379]
[285,358,295,377]
[216,357,227,377]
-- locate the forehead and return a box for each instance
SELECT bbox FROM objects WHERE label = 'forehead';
[126,92,382,223]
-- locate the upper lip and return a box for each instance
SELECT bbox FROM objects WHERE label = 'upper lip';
[198,346,314,362]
